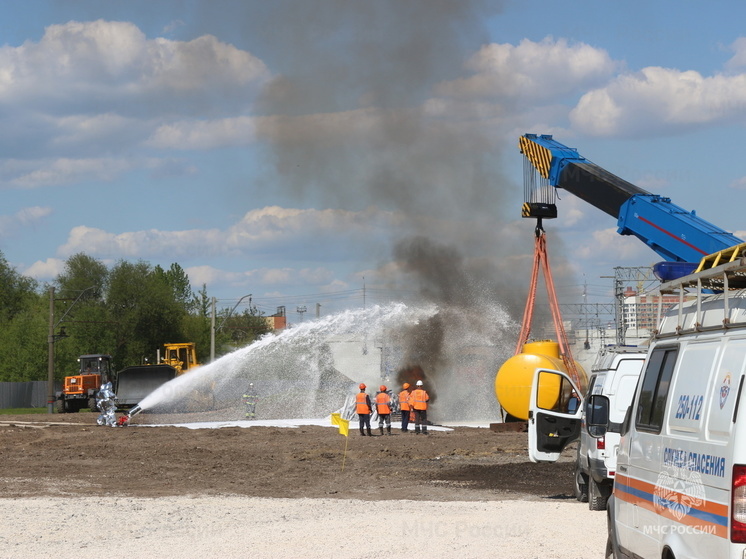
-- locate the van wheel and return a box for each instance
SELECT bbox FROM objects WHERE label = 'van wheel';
[589,478,609,511]
[574,465,589,502]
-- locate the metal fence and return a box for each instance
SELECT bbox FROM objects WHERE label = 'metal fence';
[0,381,53,409]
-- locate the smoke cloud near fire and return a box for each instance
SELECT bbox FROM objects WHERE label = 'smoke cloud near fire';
[243,0,563,419]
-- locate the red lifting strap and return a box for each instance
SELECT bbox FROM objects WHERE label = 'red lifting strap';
[515,231,581,388]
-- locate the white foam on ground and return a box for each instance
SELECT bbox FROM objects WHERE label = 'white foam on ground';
[139,418,454,431]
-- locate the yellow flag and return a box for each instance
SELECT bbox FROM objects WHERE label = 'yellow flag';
[330,413,349,437]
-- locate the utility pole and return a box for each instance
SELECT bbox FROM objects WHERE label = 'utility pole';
[47,287,55,414]
[211,294,252,361]
[210,297,216,362]
[47,285,94,413]
[600,266,656,345]
[296,305,307,322]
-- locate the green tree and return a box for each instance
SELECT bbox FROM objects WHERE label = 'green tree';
[218,304,272,353]
[56,253,107,301]
[107,260,184,367]
[0,292,47,381]
[0,250,38,322]
[54,253,114,364]
[154,263,195,312]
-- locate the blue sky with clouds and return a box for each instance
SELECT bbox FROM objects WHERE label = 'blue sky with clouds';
[3,1,746,319]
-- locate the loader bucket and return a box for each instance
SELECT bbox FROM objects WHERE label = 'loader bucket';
[116,365,177,409]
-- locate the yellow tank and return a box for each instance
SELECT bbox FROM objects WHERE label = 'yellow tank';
[494,340,586,421]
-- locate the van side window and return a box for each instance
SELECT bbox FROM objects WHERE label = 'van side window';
[635,346,678,433]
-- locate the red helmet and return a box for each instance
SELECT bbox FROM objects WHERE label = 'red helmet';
[403,383,410,389]
[359,383,366,390]
[379,385,387,392]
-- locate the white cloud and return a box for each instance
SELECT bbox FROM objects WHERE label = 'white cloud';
[0,20,270,114]
[574,228,652,261]
[23,257,66,280]
[6,157,136,189]
[0,156,198,189]
[730,176,746,190]
[225,206,396,248]
[147,116,257,150]
[0,206,52,235]
[57,206,397,260]
[185,264,336,292]
[0,19,272,180]
[570,66,746,137]
[726,37,746,70]
[435,37,616,103]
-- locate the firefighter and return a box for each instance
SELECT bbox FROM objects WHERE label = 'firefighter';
[411,380,430,435]
[375,385,392,435]
[243,383,259,419]
[398,382,412,432]
[356,383,373,436]
[96,382,118,427]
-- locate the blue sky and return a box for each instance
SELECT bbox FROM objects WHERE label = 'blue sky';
[3,1,746,320]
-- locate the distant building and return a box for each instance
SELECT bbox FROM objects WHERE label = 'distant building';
[265,306,287,331]
[623,287,692,332]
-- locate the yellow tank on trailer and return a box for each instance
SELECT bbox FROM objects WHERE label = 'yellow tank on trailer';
[494,340,586,421]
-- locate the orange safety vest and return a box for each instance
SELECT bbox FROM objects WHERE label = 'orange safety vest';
[399,390,411,411]
[355,392,371,415]
[411,388,429,411]
[376,392,391,414]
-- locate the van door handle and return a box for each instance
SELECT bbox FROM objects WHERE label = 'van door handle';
[618,465,627,472]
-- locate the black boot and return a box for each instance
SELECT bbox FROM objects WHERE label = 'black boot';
[387,426,391,435]
[360,430,366,436]
[367,428,373,436]
[379,426,384,436]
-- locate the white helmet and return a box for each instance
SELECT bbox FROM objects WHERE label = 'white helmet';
[416,380,423,386]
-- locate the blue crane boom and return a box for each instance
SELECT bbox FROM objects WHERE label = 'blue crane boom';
[519,134,743,265]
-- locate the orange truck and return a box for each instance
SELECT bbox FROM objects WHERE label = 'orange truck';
[55,354,114,413]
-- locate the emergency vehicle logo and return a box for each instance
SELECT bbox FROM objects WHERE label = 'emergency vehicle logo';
[653,465,705,521]
[720,374,731,409]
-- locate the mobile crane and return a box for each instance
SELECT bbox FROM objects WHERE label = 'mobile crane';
[515,134,746,463]
[495,134,745,422]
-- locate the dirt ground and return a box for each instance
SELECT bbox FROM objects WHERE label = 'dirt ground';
[0,412,576,502]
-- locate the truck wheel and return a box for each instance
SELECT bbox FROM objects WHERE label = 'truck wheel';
[54,399,66,414]
[574,465,589,502]
[88,397,98,413]
[589,478,609,511]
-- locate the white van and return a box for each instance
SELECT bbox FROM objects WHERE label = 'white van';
[575,346,646,511]
[529,258,746,558]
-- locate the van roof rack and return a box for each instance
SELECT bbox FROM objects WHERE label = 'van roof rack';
[653,256,746,338]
